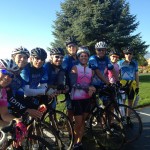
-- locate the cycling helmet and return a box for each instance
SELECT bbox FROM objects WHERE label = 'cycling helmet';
[123,46,134,54]
[31,47,47,61]
[50,48,64,56]
[77,46,90,57]
[109,49,119,56]
[0,59,19,72]
[95,41,107,49]
[65,36,77,46]
[11,46,30,58]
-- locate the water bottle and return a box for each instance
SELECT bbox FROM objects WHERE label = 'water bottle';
[133,95,140,107]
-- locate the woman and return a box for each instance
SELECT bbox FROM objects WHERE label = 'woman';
[70,46,96,149]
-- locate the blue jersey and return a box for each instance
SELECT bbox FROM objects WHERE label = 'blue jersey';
[118,59,138,80]
[62,55,79,73]
[88,55,114,86]
[9,74,24,96]
[20,63,48,89]
[43,62,65,86]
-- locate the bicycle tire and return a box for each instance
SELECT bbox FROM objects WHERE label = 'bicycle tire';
[115,104,143,143]
[5,134,52,150]
[43,110,74,150]
[35,122,63,150]
[90,108,125,150]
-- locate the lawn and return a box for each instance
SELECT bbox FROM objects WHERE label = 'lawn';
[138,73,150,107]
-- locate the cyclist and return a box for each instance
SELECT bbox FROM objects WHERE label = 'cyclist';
[0,58,27,148]
[61,36,79,124]
[70,46,96,149]
[108,49,120,83]
[7,46,43,119]
[20,47,54,111]
[44,47,66,109]
[118,47,139,108]
[88,41,119,106]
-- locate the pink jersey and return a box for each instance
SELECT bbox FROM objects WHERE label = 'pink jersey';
[108,63,119,83]
[0,88,8,107]
[71,64,93,100]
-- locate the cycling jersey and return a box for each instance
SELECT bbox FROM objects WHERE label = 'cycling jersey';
[20,63,48,97]
[62,54,79,73]
[0,88,8,107]
[9,74,24,96]
[70,64,93,100]
[88,55,114,86]
[44,62,65,86]
[118,59,138,80]
[108,63,119,83]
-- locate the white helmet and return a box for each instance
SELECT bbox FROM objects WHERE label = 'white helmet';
[77,46,90,57]
[12,46,30,58]
[95,41,107,49]
[0,59,19,73]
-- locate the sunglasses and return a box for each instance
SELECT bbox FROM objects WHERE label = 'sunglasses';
[96,49,106,52]
[125,53,132,55]
[68,44,76,48]
[54,55,64,59]
[112,55,119,58]
[0,69,14,78]
[34,57,45,61]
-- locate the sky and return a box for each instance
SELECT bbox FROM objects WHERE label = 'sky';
[0,0,150,59]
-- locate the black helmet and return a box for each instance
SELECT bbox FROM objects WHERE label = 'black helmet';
[12,46,30,58]
[31,47,47,61]
[65,36,77,46]
[123,47,134,54]
[50,48,64,56]
[109,49,119,56]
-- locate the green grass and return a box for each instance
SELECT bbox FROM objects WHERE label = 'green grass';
[138,73,150,107]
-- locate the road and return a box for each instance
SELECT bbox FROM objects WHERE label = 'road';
[82,106,150,150]
[123,106,150,150]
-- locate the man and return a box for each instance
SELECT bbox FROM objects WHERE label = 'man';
[61,37,79,123]
[88,41,119,105]
[118,47,139,108]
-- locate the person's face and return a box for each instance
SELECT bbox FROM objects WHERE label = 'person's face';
[110,55,119,63]
[14,53,28,69]
[96,48,106,58]
[124,52,133,62]
[67,44,77,56]
[31,57,45,68]
[78,52,89,65]
[51,55,63,66]
[0,70,13,87]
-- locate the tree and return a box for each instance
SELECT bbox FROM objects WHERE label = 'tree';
[51,0,149,58]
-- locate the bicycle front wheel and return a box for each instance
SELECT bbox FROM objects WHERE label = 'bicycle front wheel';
[43,110,74,150]
[116,104,143,143]
[90,109,125,150]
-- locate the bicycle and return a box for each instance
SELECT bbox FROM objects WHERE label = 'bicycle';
[95,84,143,144]
[42,97,74,150]
[86,91,125,150]
[0,114,53,150]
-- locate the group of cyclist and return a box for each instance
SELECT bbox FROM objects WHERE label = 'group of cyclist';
[0,36,139,150]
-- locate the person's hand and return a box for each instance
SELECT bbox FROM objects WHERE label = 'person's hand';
[135,88,139,95]
[26,109,43,119]
[88,86,96,97]
[45,88,57,98]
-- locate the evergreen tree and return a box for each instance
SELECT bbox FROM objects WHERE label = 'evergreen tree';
[51,0,149,58]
